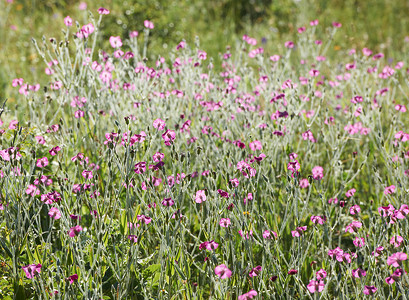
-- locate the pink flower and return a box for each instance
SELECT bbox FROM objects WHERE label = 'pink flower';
[345,221,362,233]
[363,285,377,296]
[217,189,229,199]
[311,215,326,225]
[385,269,405,285]
[285,41,294,49]
[68,225,82,237]
[137,215,152,225]
[109,36,122,48]
[64,16,73,27]
[249,266,262,277]
[307,280,325,293]
[238,290,258,300]
[153,118,166,130]
[98,7,110,14]
[162,197,174,207]
[249,140,262,151]
[387,252,407,267]
[22,264,42,279]
[67,274,78,284]
[144,20,154,29]
[36,157,49,168]
[288,269,298,275]
[195,190,206,203]
[349,205,361,215]
[215,264,232,279]
[316,269,327,280]
[299,179,309,188]
[162,130,176,146]
[219,218,231,227]
[312,166,324,180]
[390,235,404,247]
[78,2,87,10]
[353,237,365,247]
[352,268,366,278]
[291,226,307,237]
[49,146,61,156]
[35,136,46,144]
[263,230,278,239]
[48,207,61,220]
[345,188,356,198]
[128,235,138,243]
[384,185,396,195]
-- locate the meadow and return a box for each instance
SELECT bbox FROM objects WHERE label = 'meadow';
[1,1,409,299]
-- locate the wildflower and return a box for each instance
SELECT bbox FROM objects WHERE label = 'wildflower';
[128,235,138,243]
[152,152,164,162]
[349,205,361,215]
[215,264,232,279]
[390,235,403,247]
[48,207,61,220]
[316,269,327,280]
[67,274,78,284]
[36,157,49,168]
[385,269,405,285]
[161,197,174,207]
[299,178,309,188]
[345,188,356,198]
[363,286,377,296]
[387,252,407,267]
[68,225,82,237]
[109,36,122,48]
[137,215,152,224]
[144,20,154,29]
[22,264,42,279]
[384,185,396,195]
[195,190,206,203]
[307,280,325,293]
[351,268,366,278]
[49,146,61,156]
[312,166,323,180]
[345,221,362,233]
[219,218,231,227]
[311,215,326,225]
[64,16,73,27]
[217,189,229,198]
[353,237,365,247]
[249,140,262,151]
[249,266,262,277]
[98,7,110,14]
[162,130,176,146]
[263,230,278,239]
[291,226,307,237]
[238,290,257,300]
[288,269,298,275]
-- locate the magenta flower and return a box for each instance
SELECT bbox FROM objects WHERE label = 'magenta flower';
[307,280,325,293]
[249,140,262,151]
[291,226,307,237]
[312,166,324,180]
[353,237,365,247]
[387,252,407,267]
[345,188,356,198]
[219,218,231,228]
[311,215,326,225]
[299,178,310,188]
[263,230,278,239]
[134,161,147,174]
[82,170,93,179]
[162,130,176,146]
[153,118,166,130]
[316,269,327,280]
[67,274,78,284]
[109,36,122,48]
[384,185,396,195]
[144,20,154,29]
[249,266,262,277]
[97,7,110,14]
[48,207,61,220]
[68,225,83,237]
[284,41,294,49]
[22,264,42,279]
[217,189,229,198]
[152,152,164,162]
[36,157,49,168]
[49,146,61,156]
[238,290,258,300]
[128,235,138,243]
[385,269,405,285]
[363,285,377,296]
[345,221,362,233]
[161,197,174,207]
[64,16,73,27]
[349,205,361,215]
[288,269,298,275]
[351,268,366,278]
[199,240,219,251]
[215,264,232,279]
[390,235,403,247]
[195,190,206,203]
[137,215,152,225]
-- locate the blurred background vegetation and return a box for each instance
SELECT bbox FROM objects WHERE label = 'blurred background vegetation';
[1,0,409,100]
